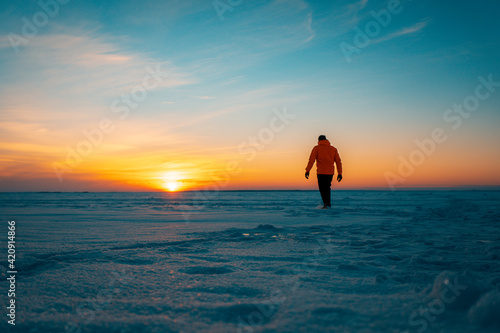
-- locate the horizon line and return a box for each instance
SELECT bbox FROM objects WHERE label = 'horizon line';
[2,186,500,193]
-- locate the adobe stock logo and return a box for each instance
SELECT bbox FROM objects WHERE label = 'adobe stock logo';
[180,107,295,224]
[340,0,408,63]
[385,74,500,190]
[7,0,72,53]
[407,274,467,333]
[52,64,169,182]
[212,0,243,21]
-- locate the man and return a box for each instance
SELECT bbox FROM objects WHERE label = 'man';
[305,135,343,209]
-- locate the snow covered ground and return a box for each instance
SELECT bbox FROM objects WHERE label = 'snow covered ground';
[1,190,499,332]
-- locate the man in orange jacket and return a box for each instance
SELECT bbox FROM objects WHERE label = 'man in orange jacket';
[305,135,343,209]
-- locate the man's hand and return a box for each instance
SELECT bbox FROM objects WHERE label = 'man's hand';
[305,171,309,179]
[337,174,342,182]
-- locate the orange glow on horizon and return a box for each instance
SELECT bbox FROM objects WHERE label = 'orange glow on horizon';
[159,171,190,192]
[1,128,499,191]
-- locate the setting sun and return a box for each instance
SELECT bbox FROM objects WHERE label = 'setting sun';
[165,181,180,192]
[161,171,184,192]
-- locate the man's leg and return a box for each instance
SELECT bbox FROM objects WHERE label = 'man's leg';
[316,174,326,206]
[317,174,333,207]
[324,174,333,207]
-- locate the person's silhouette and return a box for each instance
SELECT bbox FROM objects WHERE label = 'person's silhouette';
[305,135,343,209]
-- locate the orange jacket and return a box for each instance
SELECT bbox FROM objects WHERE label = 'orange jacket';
[305,139,342,175]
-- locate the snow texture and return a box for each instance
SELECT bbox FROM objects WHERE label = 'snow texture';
[0,190,499,332]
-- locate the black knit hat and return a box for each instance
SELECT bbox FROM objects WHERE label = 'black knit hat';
[318,135,327,141]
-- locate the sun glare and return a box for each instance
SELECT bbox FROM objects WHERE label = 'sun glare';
[161,171,184,192]
[166,181,179,192]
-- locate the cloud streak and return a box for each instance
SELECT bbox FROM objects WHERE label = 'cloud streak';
[0,28,196,125]
[372,19,430,45]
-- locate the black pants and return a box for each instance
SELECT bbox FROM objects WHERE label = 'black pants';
[317,174,333,207]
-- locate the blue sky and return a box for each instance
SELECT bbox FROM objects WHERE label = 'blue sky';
[0,0,499,191]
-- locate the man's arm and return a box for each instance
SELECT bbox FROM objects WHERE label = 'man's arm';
[335,149,343,182]
[305,147,318,179]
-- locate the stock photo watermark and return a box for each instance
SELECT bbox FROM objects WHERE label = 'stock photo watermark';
[340,0,413,63]
[6,220,17,326]
[52,64,169,182]
[7,0,72,53]
[407,273,467,333]
[385,74,500,190]
[181,107,296,222]
[213,0,243,21]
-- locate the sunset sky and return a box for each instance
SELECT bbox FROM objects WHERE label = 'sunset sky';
[1,0,499,191]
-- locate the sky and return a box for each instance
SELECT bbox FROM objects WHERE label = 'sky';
[0,0,499,191]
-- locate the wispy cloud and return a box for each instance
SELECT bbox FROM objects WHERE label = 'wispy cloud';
[321,0,373,38]
[0,27,199,185]
[185,0,315,78]
[0,28,195,123]
[357,0,370,11]
[342,0,370,17]
[14,31,193,91]
[372,19,430,45]
[304,12,316,43]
